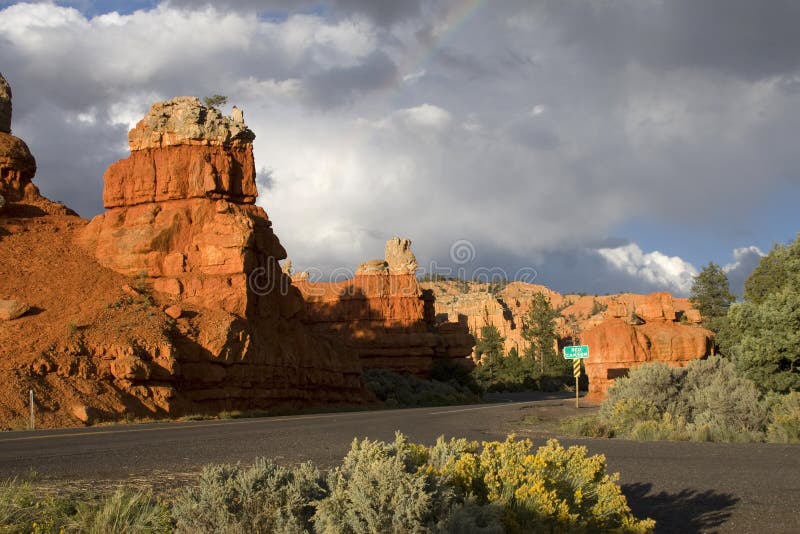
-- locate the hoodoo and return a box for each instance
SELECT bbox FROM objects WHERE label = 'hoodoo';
[74,97,371,415]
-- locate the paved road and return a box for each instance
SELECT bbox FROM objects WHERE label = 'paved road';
[0,395,797,533]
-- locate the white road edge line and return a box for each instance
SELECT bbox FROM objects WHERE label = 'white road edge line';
[428,401,536,415]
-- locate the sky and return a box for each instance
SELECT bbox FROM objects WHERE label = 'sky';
[1,0,799,297]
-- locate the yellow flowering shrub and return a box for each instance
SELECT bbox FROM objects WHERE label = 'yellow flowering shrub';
[430,435,654,533]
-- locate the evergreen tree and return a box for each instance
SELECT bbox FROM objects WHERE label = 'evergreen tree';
[202,94,228,109]
[690,262,736,331]
[522,293,566,375]
[718,233,800,392]
[475,324,505,360]
[744,239,800,304]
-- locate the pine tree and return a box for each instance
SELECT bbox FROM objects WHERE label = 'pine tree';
[475,324,505,360]
[690,262,736,331]
[717,233,800,392]
[522,293,565,375]
[202,94,228,109]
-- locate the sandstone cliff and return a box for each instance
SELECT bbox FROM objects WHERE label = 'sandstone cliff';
[422,280,713,398]
[294,238,475,376]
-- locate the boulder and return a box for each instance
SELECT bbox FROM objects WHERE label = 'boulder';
[164,305,183,319]
[0,299,29,321]
[0,74,39,202]
[127,97,255,150]
[71,404,99,424]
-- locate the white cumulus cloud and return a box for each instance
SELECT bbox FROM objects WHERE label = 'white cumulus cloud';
[597,243,699,295]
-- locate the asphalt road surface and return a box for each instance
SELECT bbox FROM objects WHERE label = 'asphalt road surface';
[0,394,797,533]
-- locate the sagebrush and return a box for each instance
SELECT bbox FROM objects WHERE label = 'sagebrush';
[3,433,654,533]
[565,357,798,443]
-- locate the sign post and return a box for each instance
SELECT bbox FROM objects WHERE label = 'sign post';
[29,390,34,430]
[563,345,589,408]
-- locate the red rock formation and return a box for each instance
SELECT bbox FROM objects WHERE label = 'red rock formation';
[582,318,713,399]
[294,238,475,375]
[423,281,712,397]
[79,97,369,412]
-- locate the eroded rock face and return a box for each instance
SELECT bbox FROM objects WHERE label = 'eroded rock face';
[294,239,475,376]
[581,318,713,399]
[104,97,257,208]
[79,97,369,412]
[423,281,712,397]
[0,73,10,134]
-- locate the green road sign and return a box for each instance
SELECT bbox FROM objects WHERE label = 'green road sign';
[564,345,589,359]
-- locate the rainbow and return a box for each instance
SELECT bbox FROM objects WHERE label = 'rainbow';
[392,0,488,92]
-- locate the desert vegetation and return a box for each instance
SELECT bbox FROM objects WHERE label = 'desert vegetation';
[0,434,654,533]
[561,357,798,443]
[562,234,800,443]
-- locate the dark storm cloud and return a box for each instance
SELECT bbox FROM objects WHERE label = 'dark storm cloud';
[13,104,127,217]
[538,0,800,80]
[0,0,792,294]
[305,50,398,108]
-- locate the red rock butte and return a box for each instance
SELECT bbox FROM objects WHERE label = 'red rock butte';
[77,96,372,413]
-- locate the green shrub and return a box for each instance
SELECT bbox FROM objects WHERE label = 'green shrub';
[70,489,171,534]
[600,362,685,422]
[430,359,481,395]
[312,434,454,533]
[173,459,326,534]
[591,357,770,442]
[628,413,690,442]
[362,369,479,408]
[767,391,800,443]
